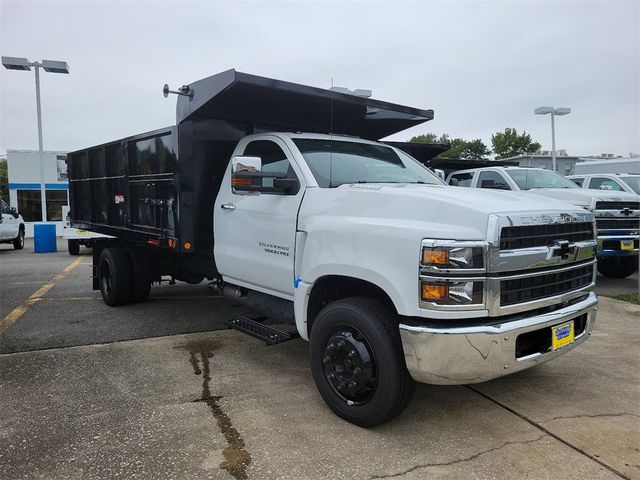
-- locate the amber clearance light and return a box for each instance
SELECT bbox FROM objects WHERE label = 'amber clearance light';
[422,247,449,265]
[421,283,449,301]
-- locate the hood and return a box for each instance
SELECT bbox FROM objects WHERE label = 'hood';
[299,184,588,241]
[528,188,640,207]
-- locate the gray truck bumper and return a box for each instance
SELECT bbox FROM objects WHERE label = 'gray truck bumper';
[399,292,598,385]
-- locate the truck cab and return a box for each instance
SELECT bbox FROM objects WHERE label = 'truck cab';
[568,173,640,195]
[447,166,640,278]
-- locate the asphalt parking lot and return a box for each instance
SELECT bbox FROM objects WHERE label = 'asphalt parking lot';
[1,240,639,480]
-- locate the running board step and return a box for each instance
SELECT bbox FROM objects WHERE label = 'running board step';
[225,315,299,345]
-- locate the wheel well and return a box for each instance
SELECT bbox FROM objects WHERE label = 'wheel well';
[306,275,397,336]
[19,224,25,232]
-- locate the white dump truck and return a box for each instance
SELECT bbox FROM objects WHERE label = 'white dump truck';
[68,70,599,426]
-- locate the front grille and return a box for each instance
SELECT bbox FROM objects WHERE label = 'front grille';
[500,222,594,250]
[500,264,594,306]
[596,218,640,230]
[595,201,640,210]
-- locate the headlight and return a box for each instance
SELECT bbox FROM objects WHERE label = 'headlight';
[419,239,486,309]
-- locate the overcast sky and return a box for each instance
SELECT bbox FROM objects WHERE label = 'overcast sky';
[1,0,638,158]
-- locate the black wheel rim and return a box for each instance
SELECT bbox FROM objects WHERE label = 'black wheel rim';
[100,260,112,296]
[321,325,377,405]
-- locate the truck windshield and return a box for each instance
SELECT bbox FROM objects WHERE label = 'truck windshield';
[292,139,445,187]
[620,176,640,194]
[506,169,579,190]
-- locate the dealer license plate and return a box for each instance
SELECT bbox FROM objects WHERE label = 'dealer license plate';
[621,240,634,250]
[552,321,575,351]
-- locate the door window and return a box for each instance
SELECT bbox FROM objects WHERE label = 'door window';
[1,200,11,214]
[242,140,297,190]
[571,177,584,187]
[449,172,474,187]
[589,177,623,191]
[478,171,510,190]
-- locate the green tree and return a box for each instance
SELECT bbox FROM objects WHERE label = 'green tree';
[410,133,491,160]
[491,128,541,159]
[0,158,8,203]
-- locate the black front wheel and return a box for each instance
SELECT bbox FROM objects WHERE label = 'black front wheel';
[597,257,638,278]
[310,297,414,427]
[68,239,80,255]
[99,247,132,306]
[13,229,24,250]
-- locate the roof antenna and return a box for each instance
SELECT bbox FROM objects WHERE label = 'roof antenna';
[163,83,193,98]
[329,76,334,188]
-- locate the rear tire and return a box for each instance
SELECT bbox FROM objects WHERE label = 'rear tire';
[13,228,24,250]
[597,257,638,278]
[68,239,80,255]
[99,247,132,306]
[310,297,414,427]
[127,248,151,302]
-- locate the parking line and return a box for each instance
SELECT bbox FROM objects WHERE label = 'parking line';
[0,256,84,336]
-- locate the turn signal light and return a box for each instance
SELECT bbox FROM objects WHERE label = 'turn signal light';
[232,176,253,186]
[422,248,449,265]
[421,283,449,301]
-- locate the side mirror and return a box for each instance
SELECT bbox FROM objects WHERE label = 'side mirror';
[10,207,19,218]
[231,156,298,195]
[449,178,459,186]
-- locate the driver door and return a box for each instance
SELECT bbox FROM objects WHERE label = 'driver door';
[214,136,305,298]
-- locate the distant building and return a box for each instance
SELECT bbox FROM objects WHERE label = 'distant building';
[6,149,69,237]
[503,150,581,175]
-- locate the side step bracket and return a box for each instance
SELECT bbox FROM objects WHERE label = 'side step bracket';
[225,315,299,345]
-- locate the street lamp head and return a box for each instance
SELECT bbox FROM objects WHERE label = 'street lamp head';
[2,56,31,71]
[42,59,70,74]
[554,107,571,116]
[534,106,554,115]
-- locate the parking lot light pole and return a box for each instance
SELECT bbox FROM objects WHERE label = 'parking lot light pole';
[2,56,70,222]
[534,106,571,172]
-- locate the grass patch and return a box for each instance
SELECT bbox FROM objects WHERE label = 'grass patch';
[612,293,640,304]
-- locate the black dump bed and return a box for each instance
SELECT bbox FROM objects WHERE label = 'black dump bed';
[67,69,435,274]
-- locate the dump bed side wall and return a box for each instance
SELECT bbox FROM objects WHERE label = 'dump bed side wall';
[68,126,181,247]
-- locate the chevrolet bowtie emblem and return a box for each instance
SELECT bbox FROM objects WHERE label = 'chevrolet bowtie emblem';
[620,207,632,216]
[552,240,572,259]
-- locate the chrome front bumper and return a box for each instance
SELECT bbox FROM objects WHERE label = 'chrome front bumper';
[399,292,598,385]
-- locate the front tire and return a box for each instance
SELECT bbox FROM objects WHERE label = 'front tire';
[597,257,638,278]
[310,297,414,427]
[13,229,24,250]
[68,239,80,255]
[99,247,132,306]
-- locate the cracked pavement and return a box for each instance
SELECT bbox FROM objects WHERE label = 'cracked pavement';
[1,242,639,479]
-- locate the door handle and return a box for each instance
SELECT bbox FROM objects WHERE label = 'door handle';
[221,203,236,210]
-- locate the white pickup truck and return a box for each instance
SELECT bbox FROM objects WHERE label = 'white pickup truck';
[447,166,640,278]
[68,70,599,426]
[0,199,25,250]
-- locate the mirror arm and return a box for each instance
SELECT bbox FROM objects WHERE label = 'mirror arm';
[233,171,287,179]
